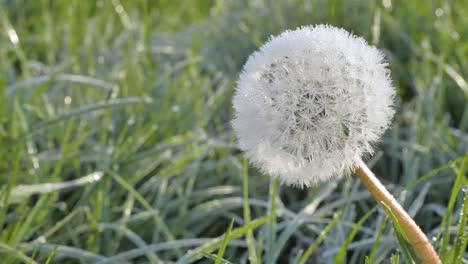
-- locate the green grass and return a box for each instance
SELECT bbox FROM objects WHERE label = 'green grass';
[1,0,467,263]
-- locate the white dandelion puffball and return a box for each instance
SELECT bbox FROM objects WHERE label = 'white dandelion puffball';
[232,25,395,187]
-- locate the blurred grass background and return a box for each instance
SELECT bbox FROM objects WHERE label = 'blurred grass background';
[1,0,467,263]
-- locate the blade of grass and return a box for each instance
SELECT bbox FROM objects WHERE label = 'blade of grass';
[297,212,342,264]
[402,155,465,192]
[1,172,103,206]
[273,181,338,262]
[202,253,235,264]
[98,223,161,263]
[176,215,271,263]
[449,187,468,264]
[7,73,113,96]
[215,219,234,264]
[44,246,58,264]
[109,171,176,246]
[367,215,389,263]
[30,243,38,264]
[242,157,257,263]
[94,239,212,264]
[0,241,37,264]
[7,97,154,146]
[34,97,153,130]
[9,195,51,246]
[0,148,22,231]
[381,202,418,264]
[438,153,467,260]
[19,242,106,263]
[266,178,278,264]
[42,207,89,238]
[391,252,400,264]
[95,217,270,264]
[332,207,377,264]
[257,231,263,264]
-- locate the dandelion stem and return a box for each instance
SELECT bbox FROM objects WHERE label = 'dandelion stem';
[354,159,441,264]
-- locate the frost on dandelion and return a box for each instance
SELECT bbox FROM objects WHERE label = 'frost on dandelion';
[232,25,395,187]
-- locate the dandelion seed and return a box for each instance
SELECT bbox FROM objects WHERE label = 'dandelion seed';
[232,25,395,187]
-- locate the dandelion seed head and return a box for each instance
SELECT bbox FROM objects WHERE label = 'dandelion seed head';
[232,25,395,187]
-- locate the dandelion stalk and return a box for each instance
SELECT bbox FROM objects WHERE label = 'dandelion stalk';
[231,25,442,262]
[354,160,441,263]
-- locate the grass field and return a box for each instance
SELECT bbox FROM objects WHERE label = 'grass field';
[1,0,467,263]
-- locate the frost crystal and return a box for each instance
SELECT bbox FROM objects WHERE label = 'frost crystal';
[232,25,395,187]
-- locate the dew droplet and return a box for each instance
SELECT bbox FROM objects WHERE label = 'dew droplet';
[462,185,468,193]
[127,117,136,126]
[64,96,72,105]
[36,236,46,243]
[435,8,444,17]
[172,105,180,113]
